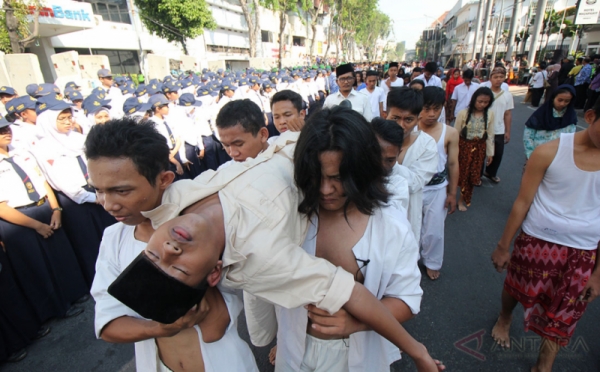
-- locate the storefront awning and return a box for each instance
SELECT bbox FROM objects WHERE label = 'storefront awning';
[27,0,96,37]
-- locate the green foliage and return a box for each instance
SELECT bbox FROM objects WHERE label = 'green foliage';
[0,0,33,53]
[134,0,216,44]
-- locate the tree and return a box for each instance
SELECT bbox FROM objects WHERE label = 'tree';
[1,0,41,53]
[134,0,216,55]
[306,0,329,59]
[355,9,391,61]
[240,0,262,58]
[263,0,308,68]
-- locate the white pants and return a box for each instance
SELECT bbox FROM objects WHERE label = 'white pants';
[299,334,349,372]
[420,187,448,271]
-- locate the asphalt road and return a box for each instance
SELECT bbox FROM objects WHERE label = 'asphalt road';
[2,86,598,372]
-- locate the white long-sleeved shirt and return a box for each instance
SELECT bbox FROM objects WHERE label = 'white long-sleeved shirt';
[274,206,422,372]
[400,132,439,240]
[323,89,373,121]
[91,223,259,372]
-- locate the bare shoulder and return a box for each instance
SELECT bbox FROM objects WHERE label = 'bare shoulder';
[445,124,459,142]
[530,138,559,167]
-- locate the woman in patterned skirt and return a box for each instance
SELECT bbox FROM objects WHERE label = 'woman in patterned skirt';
[454,87,495,211]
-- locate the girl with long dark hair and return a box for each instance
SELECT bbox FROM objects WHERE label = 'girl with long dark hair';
[454,87,496,211]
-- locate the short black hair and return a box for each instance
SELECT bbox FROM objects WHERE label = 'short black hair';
[84,118,170,186]
[387,86,423,115]
[294,106,389,219]
[462,69,474,79]
[413,67,423,73]
[216,99,265,136]
[424,62,438,73]
[408,79,425,89]
[371,117,404,148]
[271,89,303,113]
[422,86,446,109]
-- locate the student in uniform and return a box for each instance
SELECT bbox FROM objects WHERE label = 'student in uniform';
[33,96,116,287]
[0,118,88,322]
[82,94,112,129]
[4,95,42,151]
[97,68,124,119]
[65,90,89,134]
[0,245,48,364]
[0,86,17,116]
[177,93,207,179]
[147,94,185,179]
[123,97,152,122]
[87,120,259,372]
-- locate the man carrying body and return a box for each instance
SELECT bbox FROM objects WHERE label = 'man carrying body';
[88,120,258,372]
[323,63,373,121]
[135,116,443,370]
[273,107,422,371]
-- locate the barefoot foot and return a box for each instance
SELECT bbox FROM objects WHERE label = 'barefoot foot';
[426,268,440,280]
[458,202,468,212]
[491,315,512,348]
[269,345,277,366]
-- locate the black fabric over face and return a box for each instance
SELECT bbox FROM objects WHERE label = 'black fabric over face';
[108,252,208,324]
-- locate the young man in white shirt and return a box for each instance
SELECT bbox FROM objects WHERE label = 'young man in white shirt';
[273,107,424,372]
[323,63,373,121]
[381,62,404,115]
[418,87,459,280]
[449,69,480,122]
[97,69,124,119]
[362,71,386,118]
[414,62,443,88]
[87,120,259,372]
[148,94,185,178]
[270,90,306,143]
[483,67,514,184]
[387,87,439,242]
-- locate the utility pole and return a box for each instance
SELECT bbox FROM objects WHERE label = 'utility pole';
[506,0,524,60]
[480,0,494,59]
[472,0,485,60]
[491,0,505,63]
[527,0,548,65]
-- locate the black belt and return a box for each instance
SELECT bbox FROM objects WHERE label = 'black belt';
[16,198,46,210]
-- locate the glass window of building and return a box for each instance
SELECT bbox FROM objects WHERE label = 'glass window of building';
[78,0,132,24]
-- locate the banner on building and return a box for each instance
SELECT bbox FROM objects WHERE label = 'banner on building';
[575,0,600,25]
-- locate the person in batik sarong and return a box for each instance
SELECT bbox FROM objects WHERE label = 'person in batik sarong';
[454,87,495,212]
[490,99,600,372]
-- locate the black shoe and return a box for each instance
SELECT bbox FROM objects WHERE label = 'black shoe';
[6,349,27,363]
[62,306,84,319]
[34,326,51,340]
[75,294,90,304]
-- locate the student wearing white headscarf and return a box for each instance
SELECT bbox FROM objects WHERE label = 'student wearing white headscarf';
[33,96,116,288]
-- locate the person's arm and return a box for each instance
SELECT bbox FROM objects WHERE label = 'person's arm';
[486,111,495,162]
[504,110,512,144]
[0,201,54,238]
[580,241,600,303]
[445,127,459,214]
[379,102,385,118]
[491,141,556,272]
[37,157,96,204]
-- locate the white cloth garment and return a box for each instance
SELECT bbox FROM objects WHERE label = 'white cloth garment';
[386,163,410,216]
[148,116,177,150]
[414,74,443,88]
[451,82,481,117]
[9,120,43,151]
[362,86,385,118]
[297,335,349,372]
[91,223,259,372]
[420,187,448,270]
[522,133,600,250]
[0,149,48,207]
[104,87,125,119]
[400,132,439,242]
[380,78,404,111]
[274,205,423,372]
[488,89,514,135]
[323,90,373,121]
[35,109,85,157]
